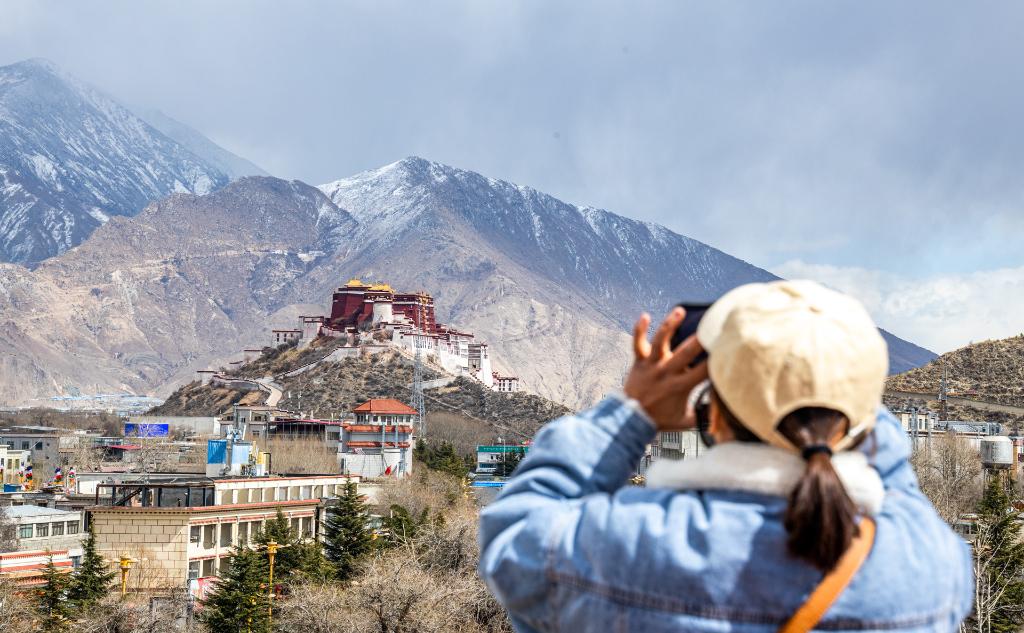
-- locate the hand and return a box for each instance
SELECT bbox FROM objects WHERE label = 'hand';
[624,307,709,431]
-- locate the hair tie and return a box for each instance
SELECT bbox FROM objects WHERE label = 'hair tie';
[801,444,833,460]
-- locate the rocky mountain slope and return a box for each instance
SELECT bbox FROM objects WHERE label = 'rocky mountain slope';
[0,157,936,408]
[887,335,1024,408]
[0,58,235,264]
[0,176,355,404]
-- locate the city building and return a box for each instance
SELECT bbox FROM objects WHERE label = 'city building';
[0,429,62,469]
[87,474,357,595]
[475,444,529,474]
[491,373,520,393]
[0,505,86,586]
[0,445,30,486]
[127,415,219,437]
[339,399,416,478]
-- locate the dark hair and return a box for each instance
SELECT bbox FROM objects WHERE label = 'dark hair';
[712,389,859,571]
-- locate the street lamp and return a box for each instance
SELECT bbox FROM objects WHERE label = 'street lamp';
[119,555,133,597]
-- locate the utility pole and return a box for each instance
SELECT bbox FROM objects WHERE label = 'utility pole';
[939,362,949,422]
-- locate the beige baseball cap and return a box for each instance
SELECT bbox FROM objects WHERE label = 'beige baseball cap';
[695,280,888,453]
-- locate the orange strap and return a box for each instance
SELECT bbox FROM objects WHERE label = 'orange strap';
[778,518,876,633]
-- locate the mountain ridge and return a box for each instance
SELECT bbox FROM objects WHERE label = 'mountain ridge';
[0,155,936,408]
[0,58,260,265]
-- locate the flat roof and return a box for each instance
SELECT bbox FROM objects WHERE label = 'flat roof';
[5,505,76,518]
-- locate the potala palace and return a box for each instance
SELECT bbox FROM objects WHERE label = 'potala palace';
[272,279,519,392]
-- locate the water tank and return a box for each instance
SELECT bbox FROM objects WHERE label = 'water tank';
[981,436,1014,470]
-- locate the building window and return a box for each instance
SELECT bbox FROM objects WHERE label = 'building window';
[238,522,249,545]
[18,525,32,539]
[220,524,232,547]
[51,522,64,536]
[188,561,200,580]
[34,441,43,450]
[71,556,82,568]
[67,521,79,534]
[203,525,215,548]
[35,523,48,537]
[20,441,28,450]
[190,526,200,544]
[201,559,214,578]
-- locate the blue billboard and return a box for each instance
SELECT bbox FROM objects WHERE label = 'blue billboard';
[124,423,170,438]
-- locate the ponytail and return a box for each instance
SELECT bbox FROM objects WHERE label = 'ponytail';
[779,408,859,572]
[710,392,861,571]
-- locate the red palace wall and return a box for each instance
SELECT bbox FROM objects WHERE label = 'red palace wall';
[328,283,437,333]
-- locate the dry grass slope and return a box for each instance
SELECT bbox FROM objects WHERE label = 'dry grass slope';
[887,335,1024,406]
[149,347,570,440]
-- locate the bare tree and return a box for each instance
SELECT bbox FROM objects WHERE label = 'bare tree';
[263,437,339,474]
[0,577,34,629]
[0,506,17,553]
[910,432,983,524]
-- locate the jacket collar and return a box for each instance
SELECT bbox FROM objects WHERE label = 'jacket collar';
[645,442,885,516]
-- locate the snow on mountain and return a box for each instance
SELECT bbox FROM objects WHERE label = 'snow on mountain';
[135,107,268,180]
[0,58,233,265]
[0,157,934,408]
[321,157,935,383]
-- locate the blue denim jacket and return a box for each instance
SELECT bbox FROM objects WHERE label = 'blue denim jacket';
[479,394,973,632]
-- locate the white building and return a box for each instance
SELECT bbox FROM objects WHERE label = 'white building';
[340,399,416,479]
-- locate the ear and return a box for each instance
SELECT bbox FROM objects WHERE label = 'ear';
[708,399,732,443]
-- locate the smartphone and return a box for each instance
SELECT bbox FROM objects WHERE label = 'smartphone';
[670,302,711,363]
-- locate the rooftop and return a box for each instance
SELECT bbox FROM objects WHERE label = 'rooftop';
[4,505,76,518]
[352,399,418,415]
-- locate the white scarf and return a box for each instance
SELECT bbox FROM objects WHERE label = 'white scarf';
[645,442,885,516]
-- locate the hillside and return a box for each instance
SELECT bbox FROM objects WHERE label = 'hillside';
[151,346,570,440]
[887,335,1024,407]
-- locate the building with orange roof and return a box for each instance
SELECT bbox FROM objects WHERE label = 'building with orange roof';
[340,399,416,479]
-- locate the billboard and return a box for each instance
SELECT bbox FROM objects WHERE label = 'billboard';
[123,423,169,438]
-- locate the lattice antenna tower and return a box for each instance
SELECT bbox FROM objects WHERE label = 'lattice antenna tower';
[410,347,427,435]
[939,362,949,421]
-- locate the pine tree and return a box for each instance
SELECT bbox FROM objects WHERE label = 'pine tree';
[253,508,333,583]
[37,553,73,632]
[323,481,373,580]
[67,527,116,607]
[973,475,1024,633]
[200,546,270,633]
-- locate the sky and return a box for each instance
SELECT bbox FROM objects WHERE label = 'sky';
[2,1,1023,353]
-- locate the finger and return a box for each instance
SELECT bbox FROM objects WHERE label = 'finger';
[663,334,706,374]
[650,307,684,361]
[665,361,709,395]
[632,313,652,360]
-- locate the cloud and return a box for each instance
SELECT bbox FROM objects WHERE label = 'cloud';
[773,260,1024,353]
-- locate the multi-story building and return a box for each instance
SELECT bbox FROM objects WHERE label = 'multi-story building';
[339,400,416,478]
[0,445,30,486]
[0,505,86,586]
[87,474,357,594]
[0,429,62,470]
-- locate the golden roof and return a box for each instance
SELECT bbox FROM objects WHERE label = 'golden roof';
[369,283,393,292]
[344,278,367,287]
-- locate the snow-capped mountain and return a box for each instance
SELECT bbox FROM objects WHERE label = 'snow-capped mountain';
[135,107,268,180]
[0,58,233,265]
[0,157,935,408]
